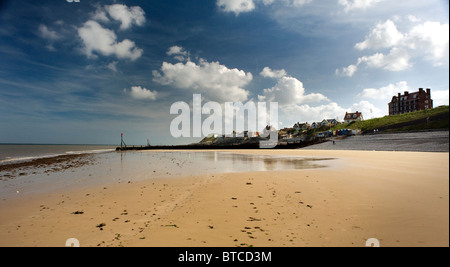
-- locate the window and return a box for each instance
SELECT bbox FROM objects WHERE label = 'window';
[353,114,357,118]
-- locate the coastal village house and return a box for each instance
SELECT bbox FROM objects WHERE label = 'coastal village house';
[344,111,364,123]
[388,88,433,116]
[321,119,339,127]
[293,122,310,131]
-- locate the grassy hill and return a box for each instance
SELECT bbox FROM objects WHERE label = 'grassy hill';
[331,106,449,133]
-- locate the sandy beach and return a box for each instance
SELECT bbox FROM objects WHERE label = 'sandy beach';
[0,149,448,247]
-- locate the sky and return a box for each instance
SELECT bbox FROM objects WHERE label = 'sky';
[0,0,448,145]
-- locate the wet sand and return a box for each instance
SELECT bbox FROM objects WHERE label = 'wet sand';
[0,150,448,247]
[0,153,95,180]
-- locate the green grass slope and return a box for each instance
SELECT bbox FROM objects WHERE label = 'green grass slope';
[332,106,449,133]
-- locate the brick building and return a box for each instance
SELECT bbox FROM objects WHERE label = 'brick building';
[388,88,433,116]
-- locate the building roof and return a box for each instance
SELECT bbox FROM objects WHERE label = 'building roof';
[344,111,363,121]
[390,88,431,103]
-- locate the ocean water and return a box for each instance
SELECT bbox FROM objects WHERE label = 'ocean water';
[0,144,117,164]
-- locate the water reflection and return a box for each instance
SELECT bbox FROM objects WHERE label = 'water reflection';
[127,151,335,177]
[209,152,334,172]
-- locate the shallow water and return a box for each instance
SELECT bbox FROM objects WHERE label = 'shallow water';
[0,144,116,163]
[0,151,335,199]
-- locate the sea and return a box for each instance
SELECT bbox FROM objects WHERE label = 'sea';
[0,144,117,164]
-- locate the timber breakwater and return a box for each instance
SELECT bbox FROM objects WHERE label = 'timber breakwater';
[116,136,328,151]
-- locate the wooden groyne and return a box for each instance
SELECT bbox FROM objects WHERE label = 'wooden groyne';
[116,137,328,151]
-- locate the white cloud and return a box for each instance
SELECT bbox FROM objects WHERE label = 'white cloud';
[361,47,412,71]
[335,64,358,77]
[407,21,449,66]
[77,20,143,61]
[167,46,187,56]
[348,100,384,119]
[216,0,312,15]
[355,20,403,50]
[358,81,410,101]
[104,4,146,30]
[433,90,450,107]
[282,102,346,123]
[153,48,253,102]
[38,24,60,41]
[127,86,158,100]
[338,0,384,12]
[288,0,313,7]
[217,0,256,15]
[260,67,287,79]
[92,8,110,23]
[167,46,189,61]
[260,67,328,109]
[337,19,449,76]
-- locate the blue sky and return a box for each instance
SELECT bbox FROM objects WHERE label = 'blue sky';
[0,0,448,145]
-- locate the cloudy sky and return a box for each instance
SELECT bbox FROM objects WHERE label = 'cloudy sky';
[0,0,448,145]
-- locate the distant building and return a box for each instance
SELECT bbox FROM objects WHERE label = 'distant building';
[388,88,433,116]
[310,122,320,129]
[344,111,364,123]
[293,122,310,131]
[321,119,339,127]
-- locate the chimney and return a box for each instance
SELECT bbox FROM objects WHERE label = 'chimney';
[398,93,401,98]
[404,91,409,96]
[426,88,431,96]
[419,88,424,93]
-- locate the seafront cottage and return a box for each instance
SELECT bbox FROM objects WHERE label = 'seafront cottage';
[344,111,364,123]
[310,122,319,129]
[321,119,339,127]
[293,122,310,131]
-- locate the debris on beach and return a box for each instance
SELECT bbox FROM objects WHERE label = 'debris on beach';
[72,211,84,215]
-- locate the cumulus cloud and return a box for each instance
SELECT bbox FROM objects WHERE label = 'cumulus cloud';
[335,64,358,77]
[126,86,158,100]
[337,19,449,76]
[216,0,312,15]
[355,20,404,50]
[260,67,328,108]
[260,67,287,79]
[261,76,328,107]
[282,102,346,123]
[358,81,410,101]
[217,0,256,15]
[407,21,449,66]
[77,20,143,61]
[104,4,146,30]
[338,0,384,12]
[166,46,189,61]
[153,47,253,102]
[433,90,450,107]
[348,100,384,119]
[76,4,145,60]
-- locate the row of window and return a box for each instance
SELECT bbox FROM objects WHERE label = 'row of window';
[390,105,430,113]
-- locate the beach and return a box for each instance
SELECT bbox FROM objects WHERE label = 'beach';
[0,148,448,247]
